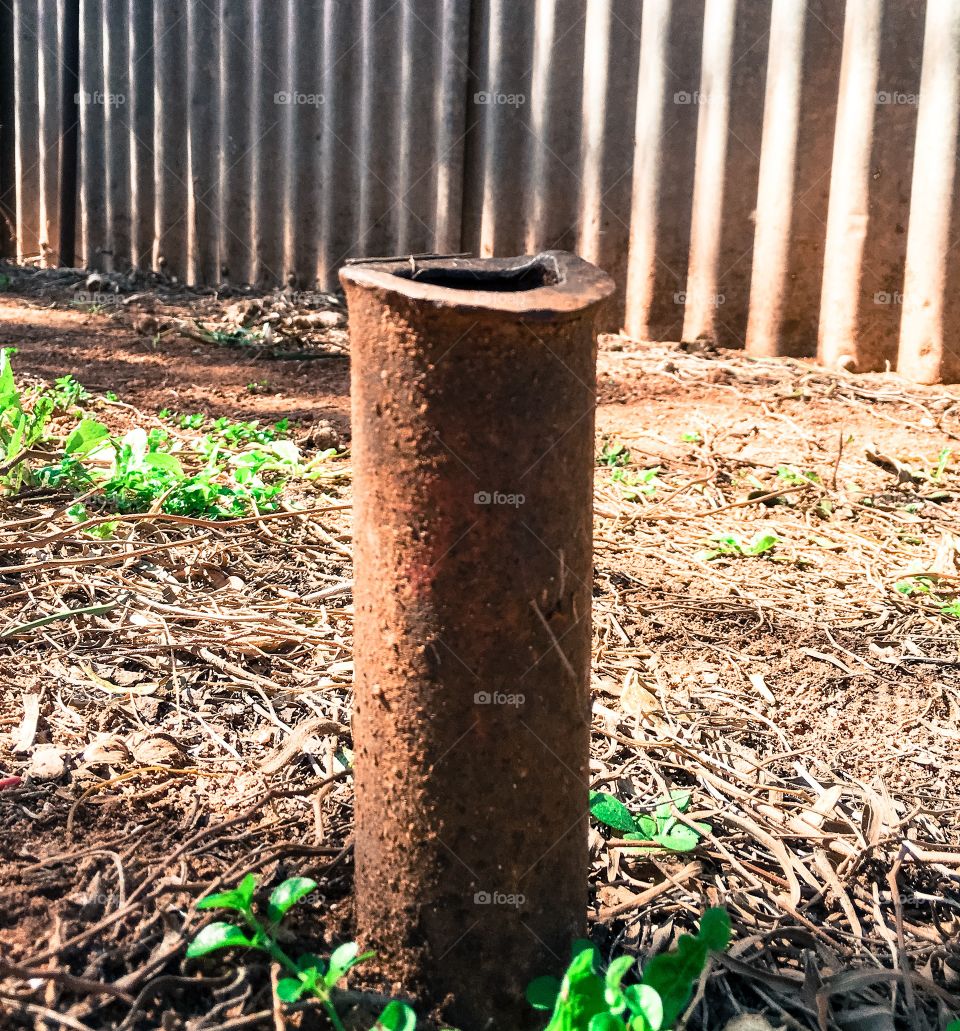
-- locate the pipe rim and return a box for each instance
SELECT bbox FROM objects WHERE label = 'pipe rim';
[339,249,616,316]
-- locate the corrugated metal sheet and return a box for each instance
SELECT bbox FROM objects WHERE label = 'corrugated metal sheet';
[8,0,960,382]
[76,0,470,288]
[10,0,78,265]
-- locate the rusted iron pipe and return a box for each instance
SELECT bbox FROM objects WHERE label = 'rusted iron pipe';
[340,252,615,1029]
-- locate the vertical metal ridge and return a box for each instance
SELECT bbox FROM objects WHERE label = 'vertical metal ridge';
[103,0,129,272]
[523,0,556,253]
[126,0,152,271]
[744,0,806,356]
[77,0,104,269]
[682,0,735,344]
[817,0,883,373]
[898,0,960,384]
[13,0,41,262]
[432,0,468,253]
[577,0,613,267]
[0,0,14,257]
[37,0,67,266]
[186,0,217,285]
[624,0,671,340]
[152,1,187,278]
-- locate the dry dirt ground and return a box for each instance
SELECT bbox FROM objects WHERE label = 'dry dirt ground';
[0,265,957,1031]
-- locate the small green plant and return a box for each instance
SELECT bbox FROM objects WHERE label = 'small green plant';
[776,465,820,486]
[187,874,416,1031]
[930,447,952,483]
[611,466,662,500]
[589,790,710,852]
[600,442,631,467]
[895,576,935,597]
[940,601,960,619]
[50,373,90,410]
[680,431,701,444]
[696,531,779,562]
[527,908,731,1030]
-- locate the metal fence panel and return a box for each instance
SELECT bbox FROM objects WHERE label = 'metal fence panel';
[74,0,471,289]
[8,0,960,382]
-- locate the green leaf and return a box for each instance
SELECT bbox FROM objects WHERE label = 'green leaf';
[640,908,730,1027]
[527,974,562,1010]
[654,790,691,820]
[589,1014,626,1031]
[745,531,778,555]
[652,822,710,853]
[623,985,663,1031]
[696,907,731,952]
[186,921,255,957]
[144,451,185,475]
[589,791,638,834]
[276,977,306,1003]
[546,949,608,1031]
[266,876,317,924]
[197,873,258,914]
[324,941,373,986]
[605,955,634,992]
[65,418,110,456]
[0,348,21,414]
[630,815,658,840]
[373,1000,418,1031]
[945,1021,960,1031]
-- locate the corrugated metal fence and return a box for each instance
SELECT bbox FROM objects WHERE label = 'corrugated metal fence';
[3,0,959,383]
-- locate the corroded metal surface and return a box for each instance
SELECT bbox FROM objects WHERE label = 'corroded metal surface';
[341,251,615,1029]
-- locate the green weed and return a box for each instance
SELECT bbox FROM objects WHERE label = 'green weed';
[527,908,731,1030]
[0,348,332,520]
[696,531,779,562]
[589,790,710,853]
[600,442,631,467]
[187,874,415,1031]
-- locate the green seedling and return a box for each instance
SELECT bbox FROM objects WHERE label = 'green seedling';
[611,466,662,500]
[930,448,952,483]
[940,601,960,619]
[527,908,731,1030]
[776,465,820,486]
[589,790,711,853]
[600,442,631,467]
[696,531,779,562]
[895,576,935,597]
[49,374,90,410]
[680,431,701,444]
[187,874,416,1031]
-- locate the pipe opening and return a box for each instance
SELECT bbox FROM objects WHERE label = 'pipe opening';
[392,255,561,292]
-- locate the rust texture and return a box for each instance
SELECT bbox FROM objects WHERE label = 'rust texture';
[340,251,615,1030]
